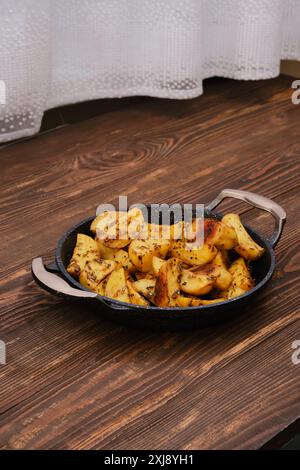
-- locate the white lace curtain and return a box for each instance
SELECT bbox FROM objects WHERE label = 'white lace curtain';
[0,0,299,143]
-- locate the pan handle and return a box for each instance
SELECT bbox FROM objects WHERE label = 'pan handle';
[206,189,286,247]
[31,257,130,310]
[32,257,98,298]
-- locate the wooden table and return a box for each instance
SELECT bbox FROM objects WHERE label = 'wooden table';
[0,76,299,450]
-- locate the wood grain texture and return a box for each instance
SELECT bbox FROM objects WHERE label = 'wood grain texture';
[0,76,299,449]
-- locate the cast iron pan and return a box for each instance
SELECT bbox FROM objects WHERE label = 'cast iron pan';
[31,189,286,330]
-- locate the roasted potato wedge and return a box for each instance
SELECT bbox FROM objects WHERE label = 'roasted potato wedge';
[171,240,217,267]
[129,240,154,272]
[221,257,254,299]
[135,272,155,281]
[222,213,264,260]
[79,259,116,291]
[204,219,237,249]
[154,258,182,307]
[90,213,107,234]
[175,295,203,307]
[133,279,156,302]
[112,249,136,273]
[96,238,118,260]
[213,251,232,290]
[181,264,216,296]
[102,238,131,249]
[105,267,130,302]
[129,239,170,272]
[91,211,130,249]
[142,223,181,241]
[127,207,147,239]
[95,276,109,295]
[147,223,163,239]
[127,207,144,220]
[93,207,144,241]
[90,211,118,234]
[175,296,227,307]
[67,234,99,278]
[188,218,237,249]
[127,281,150,306]
[152,256,166,276]
[168,221,185,240]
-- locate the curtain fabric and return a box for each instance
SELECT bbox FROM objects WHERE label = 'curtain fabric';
[0,0,299,143]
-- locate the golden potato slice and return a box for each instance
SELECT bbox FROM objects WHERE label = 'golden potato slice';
[129,240,154,272]
[168,221,185,241]
[79,259,116,291]
[92,207,144,239]
[222,257,254,299]
[95,276,109,296]
[135,222,174,241]
[189,218,237,249]
[155,239,170,258]
[175,295,203,307]
[222,213,265,260]
[127,207,144,220]
[105,267,130,303]
[112,249,136,273]
[101,215,132,247]
[216,222,238,250]
[128,222,148,240]
[79,259,116,290]
[92,211,130,249]
[213,251,232,290]
[152,256,167,276]
[90,214,105,234]
[171,240,217,267]
[147,223,162,239]
[181,264,216,296]
[129,239,170,272]
[135,272,155,281]
[126,281,150,306]
[90,211,117,234]
[127,208,146,239]
[154,258,182,307]
[133,279,156,302]
[175,296,227,307]
[148,223,183,242]
[96,238,118,260]
[205,219,237,250]
[102,238,130,249]
[67,234,99,278]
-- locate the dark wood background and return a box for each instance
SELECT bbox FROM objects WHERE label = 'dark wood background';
[0,76,299,449]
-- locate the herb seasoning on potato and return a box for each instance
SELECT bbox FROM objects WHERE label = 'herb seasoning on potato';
[67,211,264,307]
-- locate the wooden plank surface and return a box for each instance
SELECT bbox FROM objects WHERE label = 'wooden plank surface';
[0,76,299,449]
